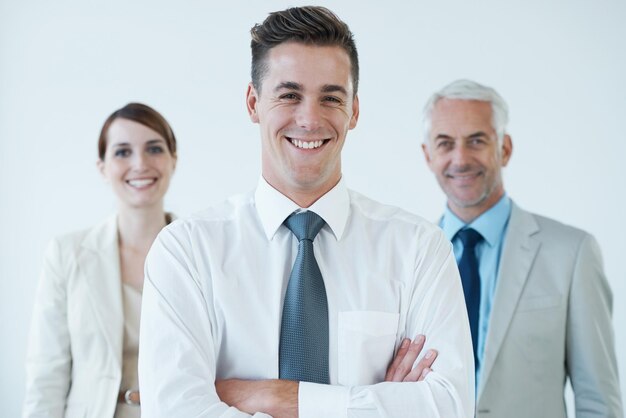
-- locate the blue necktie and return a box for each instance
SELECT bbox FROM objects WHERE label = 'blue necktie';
[456,228,483,370]
[279,211,329,384]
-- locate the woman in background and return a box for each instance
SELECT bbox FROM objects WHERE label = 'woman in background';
[23,103,177,418]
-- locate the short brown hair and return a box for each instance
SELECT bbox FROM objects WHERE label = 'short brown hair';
[250,6,359,95]
[98,103,177,161]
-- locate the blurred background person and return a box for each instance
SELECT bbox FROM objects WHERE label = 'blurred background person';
[421,79,622,417]
[23,103,177,418]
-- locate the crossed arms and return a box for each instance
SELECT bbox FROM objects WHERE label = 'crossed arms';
[215,336,438,418]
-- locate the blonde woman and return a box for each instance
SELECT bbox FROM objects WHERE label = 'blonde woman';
[24,103,177,418]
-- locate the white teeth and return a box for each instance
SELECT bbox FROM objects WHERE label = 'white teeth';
[127,179,155,187]
[290,139,324,149]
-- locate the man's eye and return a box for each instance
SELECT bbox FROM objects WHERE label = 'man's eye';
[280,93,299,100]
[114,148,131,157]
[323,96,341,104]
[436,141,453,149]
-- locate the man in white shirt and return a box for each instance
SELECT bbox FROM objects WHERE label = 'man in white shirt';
[139,6,474,417]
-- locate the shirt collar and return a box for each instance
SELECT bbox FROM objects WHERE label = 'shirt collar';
[441,194,511,247]
[254,176,350,241]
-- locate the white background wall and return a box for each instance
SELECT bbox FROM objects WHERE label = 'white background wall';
[1,0,624,416]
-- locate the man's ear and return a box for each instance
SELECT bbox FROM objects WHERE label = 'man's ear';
[421,142,432,166]
[348,94,360,130]
[501,134,513,167]
[246,83,260,123]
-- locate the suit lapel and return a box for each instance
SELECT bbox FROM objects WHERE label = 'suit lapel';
[478,203,540,399]
[78,215,124,368]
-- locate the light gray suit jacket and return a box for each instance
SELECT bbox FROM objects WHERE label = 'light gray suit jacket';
[476,203,622,417]
[24,216,125,418]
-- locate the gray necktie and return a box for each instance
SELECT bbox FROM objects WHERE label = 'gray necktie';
[279,211,330,384]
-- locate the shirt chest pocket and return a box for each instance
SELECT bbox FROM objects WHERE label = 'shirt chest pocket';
[337,311,399,386]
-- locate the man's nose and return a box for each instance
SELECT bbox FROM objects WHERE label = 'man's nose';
[295,99,323,131]
[451,143,471,165]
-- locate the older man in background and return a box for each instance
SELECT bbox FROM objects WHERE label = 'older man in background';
[421,79,622,417]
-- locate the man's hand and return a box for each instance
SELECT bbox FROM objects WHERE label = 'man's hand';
[215,336,436,417]
[215,378,298,418]
[385,334,438,382]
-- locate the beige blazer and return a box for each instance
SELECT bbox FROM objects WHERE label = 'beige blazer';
[24,216,124,418]
[476,203,622,417]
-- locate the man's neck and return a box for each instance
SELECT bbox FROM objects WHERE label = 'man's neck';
[263,176,341,208]
[449,189,505,224]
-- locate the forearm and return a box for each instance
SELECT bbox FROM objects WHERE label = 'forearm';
[216,379,298,418]
[24,239,72,418]
[24,312,72,418]
[216,376,469,418]
[298,376,469,418]
[23,362,70,418]
[568,235,623,416]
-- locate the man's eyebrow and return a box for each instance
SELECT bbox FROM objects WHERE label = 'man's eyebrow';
[321,84,347,95]
[274,82,302,92]
[467,131,489,139]
[434,134,453,141]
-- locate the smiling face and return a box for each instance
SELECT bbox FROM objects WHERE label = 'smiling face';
[246,42,359,207]
[422,98,512,222]
[98,118,176,210]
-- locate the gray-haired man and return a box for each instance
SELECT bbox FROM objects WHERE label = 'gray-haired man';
[422,79,622,417]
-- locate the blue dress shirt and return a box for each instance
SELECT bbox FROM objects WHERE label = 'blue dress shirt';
[441,195,512,389]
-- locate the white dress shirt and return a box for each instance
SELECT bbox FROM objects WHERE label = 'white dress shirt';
[139,177,474,418]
